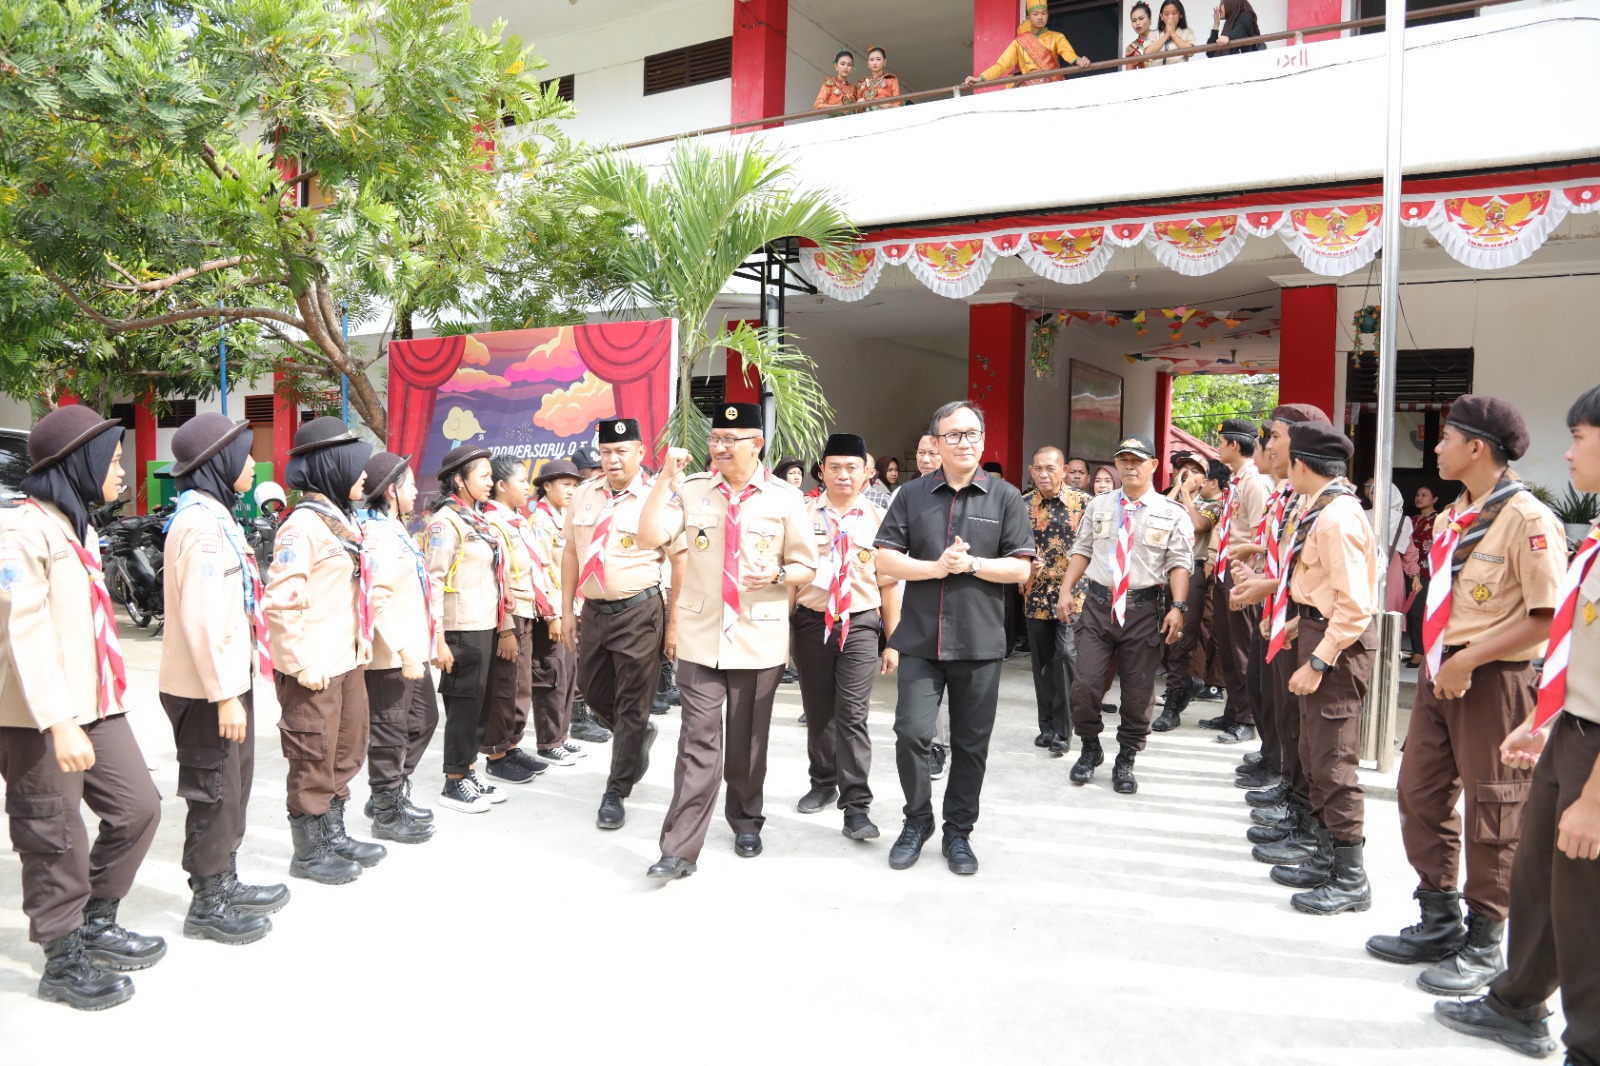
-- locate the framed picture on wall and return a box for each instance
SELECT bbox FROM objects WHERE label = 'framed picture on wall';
[1069,360,1123,464]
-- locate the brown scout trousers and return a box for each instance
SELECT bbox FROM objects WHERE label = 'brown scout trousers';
[1164,562,1211,693]
[1213,569,1259,726]
[1247,623,1280,768]
[484,615,534,755]
[530,622,577,749]
[1295,616,1372,843]
[161,690,256,878]
[364,665,440,792]
[1270,645,1309,806]
[276,666,370,817]
[659,661,782,862]
[1398,656,1535,921]
[791,606,879,814]
[1488,713,1600,1064]
[0,715,161,943]
[1071,591,1163,752]
[577,593,662,797]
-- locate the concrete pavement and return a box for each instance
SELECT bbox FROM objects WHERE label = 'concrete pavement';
[0,619,1558,1064]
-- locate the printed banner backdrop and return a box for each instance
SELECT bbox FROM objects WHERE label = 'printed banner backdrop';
[387,320,677,501]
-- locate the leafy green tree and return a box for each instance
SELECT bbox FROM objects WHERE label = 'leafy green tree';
[576,140,855,466]
[0,0,570,436]
[1170,373,1280,447]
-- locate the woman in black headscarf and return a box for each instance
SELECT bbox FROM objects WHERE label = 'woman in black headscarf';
[0,405,164,1011]
[159,413,286,947]
[1208,0,1263,55]
[263,416,382,886]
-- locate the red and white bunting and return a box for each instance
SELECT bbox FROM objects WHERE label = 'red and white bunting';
[801,247,884,303]
[1280,203,1384,276]
[1143,215,1249,277]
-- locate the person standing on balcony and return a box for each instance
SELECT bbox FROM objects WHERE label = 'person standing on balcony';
[1149,1,1198,65]
[1208,0,1263,55]
[1366,396,1566,996]
[857,46,903,109]
[1200,418,1272,743]
[1125,2,1159,70]
[966,2,1093,88]
[814,50,858,111]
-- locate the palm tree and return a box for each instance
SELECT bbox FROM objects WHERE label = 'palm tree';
[577,139,856,466]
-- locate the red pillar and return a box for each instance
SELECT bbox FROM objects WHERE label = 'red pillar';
[1286,0,1342,42]
[732,0,788,129]
[968,301,1027,479]
[1279,285,1339,419]
[272,369,296,487]
[1155,371,1174,486]
[724,321,762,404]
[134,396,156,515]
[973,0,1021,84]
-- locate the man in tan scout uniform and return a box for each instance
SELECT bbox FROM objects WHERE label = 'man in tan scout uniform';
[1367,395,1566,995]
[791,433,900,841]
[639,402,819,880]
[1205,418,1274,743]
[562,418,683,831]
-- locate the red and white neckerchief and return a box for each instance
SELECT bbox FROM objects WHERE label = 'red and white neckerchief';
[717,475,764,638]
[1263,484,1348,662]
[488,502,556,619]
[1109,494,1147,625]
[446,495,509,627]
[1534,525,1600,733]
[1214,462,1254,582]
[823,501,864,646]
[577,480,636,596]
[1422,500,1484,677]
[301,496,376,643]
[30,502,126,717]
[172,491,274,676]
[1256,484,1294,580]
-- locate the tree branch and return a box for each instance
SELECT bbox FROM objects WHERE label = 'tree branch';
[199,141,242,183]
[41,267,305,333]
[97,256,245,293]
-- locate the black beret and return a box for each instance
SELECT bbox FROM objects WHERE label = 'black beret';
[1270,403,1330,426]
[1446,394,1530,461]
[821,433,867,460]
[361,451,412,500]
[436,444,491,482]
[1219,418,1258,444]
[596,418,641,445]
[27,405,123,475]
[169,413,250,477]
[1288,421,1354,462]
[289,415,360,456]
[713,402,763,431]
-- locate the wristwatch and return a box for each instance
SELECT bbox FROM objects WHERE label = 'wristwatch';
[1310,655,1333,673]
[772,565,786,586]
[970,557,984,575]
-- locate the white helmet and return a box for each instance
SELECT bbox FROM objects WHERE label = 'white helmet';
[254,481,287,513]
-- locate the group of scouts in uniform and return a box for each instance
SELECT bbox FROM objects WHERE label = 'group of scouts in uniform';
[3,388,1599,1064]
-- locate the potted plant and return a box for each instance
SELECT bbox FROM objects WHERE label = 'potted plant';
[1554,483,1600,543]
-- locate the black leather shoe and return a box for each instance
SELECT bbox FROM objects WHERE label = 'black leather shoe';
[843,812,880,840]
[1239,750,1264,770]
[1433,996,1558,1058]
[597,789,625,830]
[1251,801,1293,824]
[734,832,762,857]
[1100,702,1118,715]
[889,819,933,870]
[569,701,613,743]
[1196,715,1229,731]
[1048,734,1072,755]
[1033,731,1055,748]
[634,721,657,785]
[79,898,167,972]
[1069,740,1103,785]
[1246,780,1291,807]
[1417,913,1506,995]
[370,787,436,844]
[797,786,838,814]
[1112,745,1138,794]
[647,856,696,880]
[38,930,133,1011]
[1254,814,1321,865]
[1235,765,1280,790]
[1216,721,1256,744]
[1246,821,1293,844]
[942,835,978,875]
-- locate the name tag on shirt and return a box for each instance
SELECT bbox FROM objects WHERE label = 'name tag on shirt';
[1471,552,1506,564]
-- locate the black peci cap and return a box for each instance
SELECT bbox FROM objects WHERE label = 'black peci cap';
[713,403,763,430]
[821,433,868,460]
[596,419,641,445]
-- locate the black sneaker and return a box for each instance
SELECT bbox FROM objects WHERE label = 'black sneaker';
[467,768,510,801]
[537,746,579,767]
[483,755,536,785]
[1235,765,1280,790]
[439,777,490,814]
[1196,715,1230,731]
[1216,721,1256,744]
[888,819,933,870]
[780,666,799,684]
[843,812,880,840]
[929,743,947,780]
[597,790,625,830]
[504,748,549,776]
[942,834,979,875]
[1195,685,1224,702]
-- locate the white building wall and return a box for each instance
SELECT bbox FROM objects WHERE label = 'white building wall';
[786,9,841,114]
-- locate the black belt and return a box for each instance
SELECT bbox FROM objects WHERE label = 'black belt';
[794,605,880,620]
[586,586,661,615]
[1298,604,1327,623]
[1085,579,1161,606]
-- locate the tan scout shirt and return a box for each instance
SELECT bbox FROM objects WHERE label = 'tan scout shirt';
[265,502,365,679]
[566,474,669,602]
[1432,490,1568,662]
[1289,492,1379,664]
[1224,461,1273,556]
[794,494,894,614]
[532,500,565,599]
[1070,487,1195,589]
[0,501,117,730]
[664,470,820,670]
[361,512,432,671]
[1564,521,1600,725]
[160,501,254,702]
[425,504,504,632]
[484,502,539,621]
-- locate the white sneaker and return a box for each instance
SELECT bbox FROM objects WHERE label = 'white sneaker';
[466,768,509,803]
[561,740,586,759]
[440,776,490,814]
[537,746,578,767]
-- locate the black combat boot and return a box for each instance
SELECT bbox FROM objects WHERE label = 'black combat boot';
[363,778,434,822]
[37,929,133,1011]
[288,812,362,885]
[1291,838,1372,915]
[80,897,167,972]
[1111,745,1138,794]
[1246,802,1300,843]
[569,699,613,743]
[1271,825,1335,888]
[1152,686,1189,731]
[1417,912,1506,995]
[183,872,272,945]
[224,851,290,916]
[1253,809,1320,865]
[1069,738,1104,785]
[1246,780,1291,808]
[370,786,436,844]
[326,796,387,867]
[1365,889,1467,964]
[661,661,681,705]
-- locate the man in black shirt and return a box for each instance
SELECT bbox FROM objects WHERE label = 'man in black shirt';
[874,401,1035,875]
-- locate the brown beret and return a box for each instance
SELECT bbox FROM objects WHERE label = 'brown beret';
[27,405,123,475]
[1446,394,1529,461]
[1288,420,1354,462]
[1270,403,1330,426]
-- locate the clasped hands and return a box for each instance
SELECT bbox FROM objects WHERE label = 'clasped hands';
[936,536,977,576]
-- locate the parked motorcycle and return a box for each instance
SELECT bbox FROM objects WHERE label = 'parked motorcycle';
[95,504,170,631]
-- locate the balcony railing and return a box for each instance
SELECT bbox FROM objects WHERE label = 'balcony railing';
[620,0,1521,150]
